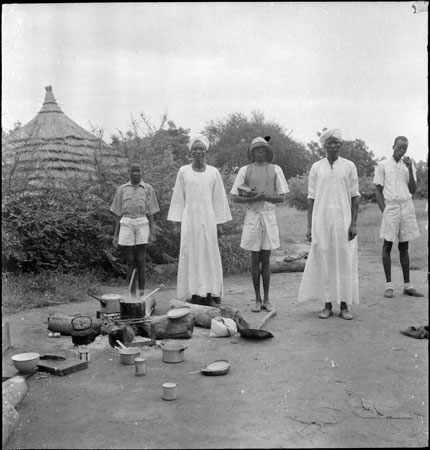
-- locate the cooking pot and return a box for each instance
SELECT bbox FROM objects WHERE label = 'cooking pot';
[87,292,121,314]
[160,342,188,363]
[119,348,141,365]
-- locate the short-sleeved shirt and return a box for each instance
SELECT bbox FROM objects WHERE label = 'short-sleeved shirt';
[110,181,160,218]
[373,157,415,202]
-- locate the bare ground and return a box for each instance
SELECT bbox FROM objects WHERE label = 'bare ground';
[3,239,428,449]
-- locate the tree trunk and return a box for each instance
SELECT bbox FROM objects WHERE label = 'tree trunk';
[47,314,102,335]
[138,314,194,339]
[169,300,250,330]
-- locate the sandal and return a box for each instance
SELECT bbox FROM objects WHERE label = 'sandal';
[262,302,274,312]
[251,301,262,312]
[318,308,333,319]
[339,309,353,320]
[403,288,424,297]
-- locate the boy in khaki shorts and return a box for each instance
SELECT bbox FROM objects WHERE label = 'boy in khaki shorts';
[110,161,160,297]
[230,137,288,312]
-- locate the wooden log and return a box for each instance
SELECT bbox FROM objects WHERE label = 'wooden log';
[138,314,194,339]
[2,403,18,446]
[270,258,306,273]
[169,300,250,330]
[2,376,28,446]
[47,314,102,335]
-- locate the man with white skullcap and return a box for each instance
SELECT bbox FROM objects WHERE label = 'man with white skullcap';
[230,136,288,313]
[298,129,360,320]
[168,134,232,305]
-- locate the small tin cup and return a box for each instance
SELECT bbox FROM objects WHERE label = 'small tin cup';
[77,348,90,362]
[162,382,177,401]
[134,357,146,376]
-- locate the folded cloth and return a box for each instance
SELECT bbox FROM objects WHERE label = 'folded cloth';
[401,326,429,339]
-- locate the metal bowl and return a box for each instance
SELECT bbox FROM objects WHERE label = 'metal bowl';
[11,352,41,373]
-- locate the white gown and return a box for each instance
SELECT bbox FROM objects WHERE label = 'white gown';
[298,157,360,305]
[167,164,232,301]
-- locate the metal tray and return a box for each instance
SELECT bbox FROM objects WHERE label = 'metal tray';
[200,359,230,376]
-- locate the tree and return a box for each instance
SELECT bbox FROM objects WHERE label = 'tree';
[204,111,312,179]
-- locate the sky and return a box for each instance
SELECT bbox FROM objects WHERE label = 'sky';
[2,2,428,162]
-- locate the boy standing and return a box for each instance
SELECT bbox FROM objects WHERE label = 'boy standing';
[110,161,160,297]
[230,137,288,312]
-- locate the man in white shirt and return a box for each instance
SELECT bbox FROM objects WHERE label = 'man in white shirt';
[373,136,422,298]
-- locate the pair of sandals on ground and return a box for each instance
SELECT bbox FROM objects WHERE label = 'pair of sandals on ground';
[251,301,274,313]
[384,287,424,298]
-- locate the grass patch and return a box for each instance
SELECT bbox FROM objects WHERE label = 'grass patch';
[2,270,103,315]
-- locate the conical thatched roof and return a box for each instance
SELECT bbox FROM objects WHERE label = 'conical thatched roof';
[3,86,122,189]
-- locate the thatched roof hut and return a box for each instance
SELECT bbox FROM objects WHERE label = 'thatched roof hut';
[3,85,122,190]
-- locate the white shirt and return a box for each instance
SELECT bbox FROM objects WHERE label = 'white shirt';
[373,157,415,202]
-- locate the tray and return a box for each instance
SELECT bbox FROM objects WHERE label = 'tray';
[37,356,88,376]
[201,360,230,376]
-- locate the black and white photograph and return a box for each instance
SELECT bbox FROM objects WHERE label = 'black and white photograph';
[2,2,428,449]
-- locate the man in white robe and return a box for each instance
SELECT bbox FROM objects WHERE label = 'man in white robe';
[167,134,232,305]
[298,129,360,320]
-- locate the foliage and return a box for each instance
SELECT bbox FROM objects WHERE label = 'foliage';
[414,159,428,199]
[285,173,309,211]
[204,111,311,179]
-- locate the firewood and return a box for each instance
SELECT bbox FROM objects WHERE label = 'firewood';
[138,314,194,339]
[168,300,250,330]
[47,314,102,335]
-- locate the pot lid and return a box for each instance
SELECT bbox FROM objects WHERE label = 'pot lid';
[101,294,122,301]
[167,306,190,319]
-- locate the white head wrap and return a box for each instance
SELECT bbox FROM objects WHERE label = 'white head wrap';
[319,128,342,146]
[189,134,210,151]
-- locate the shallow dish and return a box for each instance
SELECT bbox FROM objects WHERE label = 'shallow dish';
[167,306,191,320]
[200,359,230,376]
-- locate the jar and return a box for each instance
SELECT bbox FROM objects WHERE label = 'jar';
[134,357,146,376]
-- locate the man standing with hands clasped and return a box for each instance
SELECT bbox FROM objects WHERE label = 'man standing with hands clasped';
[298,129,360,320]
[373,136,423,298]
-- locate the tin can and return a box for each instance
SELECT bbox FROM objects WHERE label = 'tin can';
[162,382,177,400]
[134,357,146,376]
[77,348,90,362]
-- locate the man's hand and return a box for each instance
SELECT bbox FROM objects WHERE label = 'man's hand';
[306,228,312,242]
[348,225,357,241]
[403,156,412,169]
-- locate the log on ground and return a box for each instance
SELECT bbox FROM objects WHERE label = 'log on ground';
[169,300,250,330]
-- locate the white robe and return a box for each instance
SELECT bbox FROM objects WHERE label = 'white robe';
[298,157,360,305]
[167,164,232,301]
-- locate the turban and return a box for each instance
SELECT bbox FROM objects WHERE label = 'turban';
[319,128,342,147]
[247,136,275,163]
[189,134,210,151]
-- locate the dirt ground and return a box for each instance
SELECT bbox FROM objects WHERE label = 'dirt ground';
[3,240,428,449]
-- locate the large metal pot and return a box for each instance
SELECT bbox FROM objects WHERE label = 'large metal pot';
[160,342,188,363]
[87,292,121,314]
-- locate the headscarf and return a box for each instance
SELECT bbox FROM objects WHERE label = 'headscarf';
[247,136,275,163]
[188,134,210,151]
[319,128,342,147]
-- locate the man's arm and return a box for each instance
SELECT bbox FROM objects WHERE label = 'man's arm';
[348,196,360,241]
[306,198,314,241]
[403,157,417,195]
[111,212,120,248]
[375,185,385,213]
[231,192,267,203]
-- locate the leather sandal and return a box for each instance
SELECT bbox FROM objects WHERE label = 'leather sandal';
[262,302,274,312]
[403,288,424,297]
[384,288,394,298]
[251,302,262,312]
[318,308,333,319]
[339,309,353,320]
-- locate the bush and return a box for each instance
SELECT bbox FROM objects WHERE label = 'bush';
[285,173,309,211]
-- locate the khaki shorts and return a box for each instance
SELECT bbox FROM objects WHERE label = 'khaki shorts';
[119,216,149,246]
[380,199,420,242]
[240,208,280,251]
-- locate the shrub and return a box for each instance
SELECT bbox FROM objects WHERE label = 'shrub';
[285,173,309,211]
